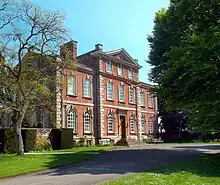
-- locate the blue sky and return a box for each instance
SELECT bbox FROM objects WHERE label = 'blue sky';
[32,0,170,83]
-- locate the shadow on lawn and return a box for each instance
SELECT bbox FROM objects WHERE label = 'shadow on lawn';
[37,144,220,178]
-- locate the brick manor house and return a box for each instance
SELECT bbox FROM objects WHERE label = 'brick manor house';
[56,40,158,145]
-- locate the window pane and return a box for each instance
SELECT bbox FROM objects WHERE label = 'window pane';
[67,110,76,132]
[141,117,145,133]
[108,113,114,132]
[128,69,133,79]
[106,61,112,73]
[130,115,136,133]
[119,85,124,102]
[68,76,76,95]
[148,92,153,107]
[84,112,91,133]
[140,92,144,106]
[107,82,113,100]
[84,79,91,97]
[118,65,123,76]
[129,87,135,103]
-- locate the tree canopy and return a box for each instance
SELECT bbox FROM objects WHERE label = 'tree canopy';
[148,0,220,131]
[0,0,75,155]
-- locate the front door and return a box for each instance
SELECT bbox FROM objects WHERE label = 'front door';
[120,115,126,138]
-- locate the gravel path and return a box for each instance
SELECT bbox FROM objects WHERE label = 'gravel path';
[0,143,219,185]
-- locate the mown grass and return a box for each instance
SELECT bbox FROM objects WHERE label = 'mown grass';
[0,145,120,178]
[31,145,123,153]
[102,154,220,185]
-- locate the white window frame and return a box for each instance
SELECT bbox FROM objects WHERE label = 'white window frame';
[117,64,123,76]
[128,69,133,79]
[141,115,146,133]
[118,84,124,102]
[107,81,114,100]
[67,109,77,133]
[67,76,76,96]
[84,111,92,133]
[148,92,153,108]
[140,91,145,106]
[129,86,135,104]
[106,61,113,73]
[130,115,136,133]
[83,78,92,98]
[107,111,114,133]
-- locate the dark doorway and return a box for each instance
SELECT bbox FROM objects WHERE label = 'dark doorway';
[120,115,126,138]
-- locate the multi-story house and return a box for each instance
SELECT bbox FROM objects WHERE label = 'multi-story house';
[56,40,158,145]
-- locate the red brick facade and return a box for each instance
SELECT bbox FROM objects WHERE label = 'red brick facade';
[56,41,158,145]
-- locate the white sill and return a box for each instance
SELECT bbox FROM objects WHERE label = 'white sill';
[119,100,125,103]
[129,102,136,105]
[67,93,77,96]
[84,131,92,134]
[83,96,92,98]
[106,71,113,74]
[107,98,114,101]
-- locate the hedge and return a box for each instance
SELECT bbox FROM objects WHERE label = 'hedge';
[0,128,73,153]
[0,129,3,153]
[61,128,73,149]
[22,129,37,152]
[0,128,17,153]
[49,128,73,150]
[49,129,61,150]
[159,131,220,143]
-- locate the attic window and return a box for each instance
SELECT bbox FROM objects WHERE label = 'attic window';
[128,69,133,79]
[106,61,113,73]
[117,64,123,76]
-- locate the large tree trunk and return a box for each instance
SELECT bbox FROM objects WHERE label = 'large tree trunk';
[13,102,29,155]
[15,124,24,155]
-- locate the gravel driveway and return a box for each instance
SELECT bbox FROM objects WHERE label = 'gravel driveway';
[0,144,219,185]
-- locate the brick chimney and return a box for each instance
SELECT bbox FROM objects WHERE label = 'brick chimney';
[95,43,103,51]
[60,40,78,58]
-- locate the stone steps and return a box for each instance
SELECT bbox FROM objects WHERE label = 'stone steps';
[115,138,142,146]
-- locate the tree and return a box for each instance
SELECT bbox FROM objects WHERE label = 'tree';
[0,1,75,155]
[148,0,220,132]
[158,100,188,134]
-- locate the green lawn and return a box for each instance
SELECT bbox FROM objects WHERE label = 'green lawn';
[102,154,220,185]
[0,146,120,178]
[31,146,123,153]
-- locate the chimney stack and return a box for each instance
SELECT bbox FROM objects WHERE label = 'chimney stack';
[95,43,103,51]
[60,40,78,58]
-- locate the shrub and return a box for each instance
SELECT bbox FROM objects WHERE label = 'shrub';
[79,136,86,146]
[35,136,51,151]
[145,137,154,144]
[22,129,37,152]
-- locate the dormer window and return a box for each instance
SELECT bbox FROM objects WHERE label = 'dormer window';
[106,61,113,73]
[128,69,133,79]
